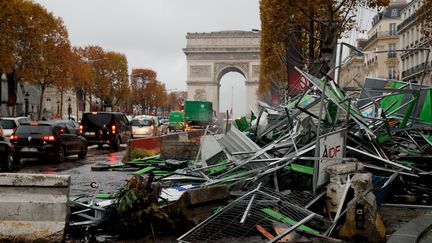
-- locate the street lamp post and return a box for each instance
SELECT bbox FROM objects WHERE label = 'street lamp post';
[68,97,72,120]
[24,91,29,117]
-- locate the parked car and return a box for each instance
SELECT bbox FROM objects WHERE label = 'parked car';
[131,118,157,137]
[80,112,132,150]
[168,111,185,132]
[160,118,169,134]
[0,137,15,171]
[0,116,32,139]
[10,120,87,163]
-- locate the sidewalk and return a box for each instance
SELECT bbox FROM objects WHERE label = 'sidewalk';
[387,208,432,243]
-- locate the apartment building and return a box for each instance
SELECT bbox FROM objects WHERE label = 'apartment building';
[339,1,407,88]
[339,39,367,89]
[362,0,407,80]
[398,0,431,86]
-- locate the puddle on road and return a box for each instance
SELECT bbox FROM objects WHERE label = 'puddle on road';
[107,152,121,164]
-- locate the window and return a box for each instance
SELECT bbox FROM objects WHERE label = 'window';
[389,66,397,79]
[391,9,398,17]
[389,23,396,35]
[388,44,396,58]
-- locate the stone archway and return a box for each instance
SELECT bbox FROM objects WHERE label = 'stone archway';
[184,31,260,114]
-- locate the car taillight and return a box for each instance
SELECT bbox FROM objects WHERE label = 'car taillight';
[10,135,19,140]
[42,135,56,141]
[79,125,83,134]
[112,125,116,134]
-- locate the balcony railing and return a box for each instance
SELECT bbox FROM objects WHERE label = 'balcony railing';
[397,12,417,32]
[402,62,429,78]
[364,31,397,48]
[388,52,397,58]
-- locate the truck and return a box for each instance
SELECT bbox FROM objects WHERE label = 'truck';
[184,100,213,129]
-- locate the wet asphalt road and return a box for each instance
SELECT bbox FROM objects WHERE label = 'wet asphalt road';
[17,145,133,198]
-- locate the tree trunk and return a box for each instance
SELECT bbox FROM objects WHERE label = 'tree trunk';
[89,89,92,112]
[37,85,46,120]
[308,9,315,74]
[6,72,17,116]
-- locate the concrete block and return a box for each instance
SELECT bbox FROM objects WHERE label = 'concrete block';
[351,173,373,196]
[167,186,230,226]
[184,186,230,206]
[160,141,199,160]
[327,162,359,176]
[338,173,385,242]
[0,173,70,242]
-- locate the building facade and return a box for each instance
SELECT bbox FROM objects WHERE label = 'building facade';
[363,0,407,81]
[339,39,367,89]
[339,1,407,88]
[398,0,431,86]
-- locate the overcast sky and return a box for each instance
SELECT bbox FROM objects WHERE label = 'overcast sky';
[33,0,260,117]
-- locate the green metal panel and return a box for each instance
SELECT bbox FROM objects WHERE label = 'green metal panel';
[261,208,319,234]
[419,90,432,124]
[379,81,405,114]
[235,116,249,132]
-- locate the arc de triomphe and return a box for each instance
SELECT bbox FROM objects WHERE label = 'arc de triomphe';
[183,30,260,114]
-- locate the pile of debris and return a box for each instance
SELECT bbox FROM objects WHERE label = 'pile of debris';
[69,67,432,242]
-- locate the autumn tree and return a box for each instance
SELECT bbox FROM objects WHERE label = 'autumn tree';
[29,17,73,119]
[0,0,59,115]
[130,68,157,114]
[79,45,105,110]
[104,51,130,111]
[146,79,166,115]
[259,0,390,101]
[166,92,181,112]
[71,47,93,118]
[79,46,129,111]
[417,0,432,46]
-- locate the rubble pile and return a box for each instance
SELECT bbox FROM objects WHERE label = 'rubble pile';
[69,68,432,242]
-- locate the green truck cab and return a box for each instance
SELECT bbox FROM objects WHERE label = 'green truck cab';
[168,111,185,132]
[184,100,213,129]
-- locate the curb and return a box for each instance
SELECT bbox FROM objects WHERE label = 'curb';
[387,211,432,243]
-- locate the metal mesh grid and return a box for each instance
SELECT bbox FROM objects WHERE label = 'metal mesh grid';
[178,187,331,243]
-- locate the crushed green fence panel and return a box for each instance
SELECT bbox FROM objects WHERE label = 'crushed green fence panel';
[379,81,406,115]
[235,116,250,132]
[132,166,156,175]
[420,90,432,124]
[261,208,319,234]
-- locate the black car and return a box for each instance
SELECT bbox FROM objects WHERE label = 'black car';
[80,112,132,150]
[0,138,15,171]
[10,120,88,163]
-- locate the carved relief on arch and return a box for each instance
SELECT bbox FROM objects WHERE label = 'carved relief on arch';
[214,62,249,80]
[190,65,211,78]
[252,65,260,78]
[194,89,207,101]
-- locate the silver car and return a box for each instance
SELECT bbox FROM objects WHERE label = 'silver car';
[131,118,156,137]
[0,117,32,140]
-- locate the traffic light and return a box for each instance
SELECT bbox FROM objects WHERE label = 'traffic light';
[181,102,184,112]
